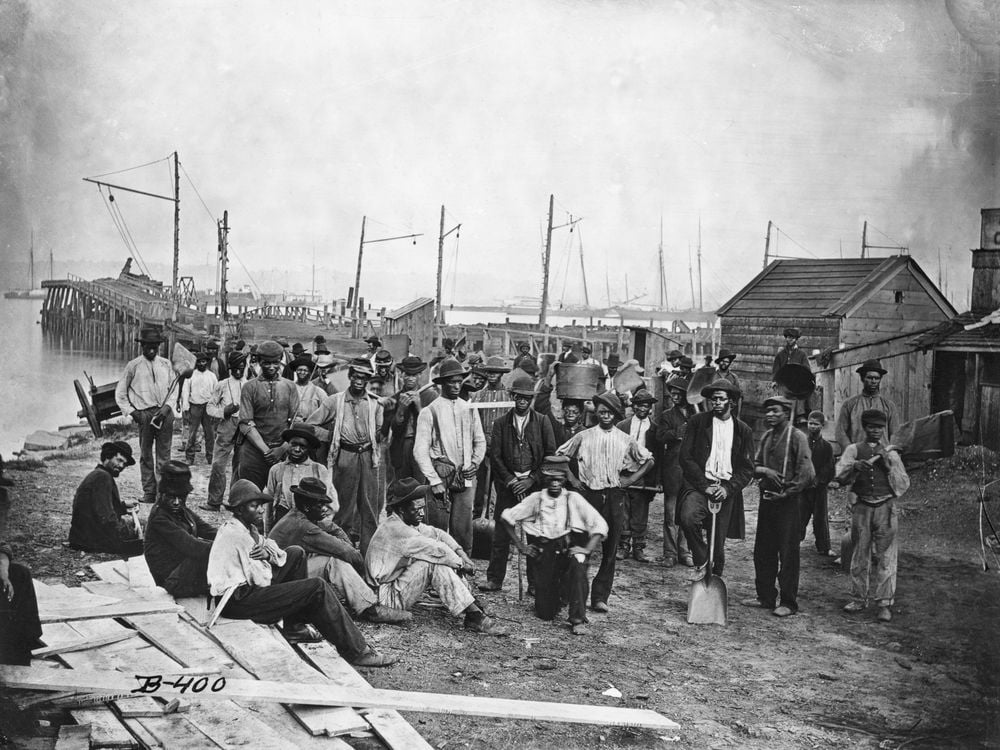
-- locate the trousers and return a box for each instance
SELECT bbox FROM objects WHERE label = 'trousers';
[207,418,241,507]
[582,487,625,606]
[485,482,536,586]
[185,403,215,463]
[622,487,655,542]
[306,554,377,614]
[137,408,174,503]
[679,488,733,575]
[0,562,42,665]
[753,497,801,610]
[238,442,272,492]
[799,485,831,554]
[377,560,475,616]
[661,492,690,562]
[332,449,379,557]
[530,532,589,625]
[163,557,210,598]
[849,499,898,606]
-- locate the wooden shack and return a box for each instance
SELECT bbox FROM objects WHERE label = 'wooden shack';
[716,257,957,432]
[383,297,435,356]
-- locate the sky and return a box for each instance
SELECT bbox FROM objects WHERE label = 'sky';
[1,0,997,311]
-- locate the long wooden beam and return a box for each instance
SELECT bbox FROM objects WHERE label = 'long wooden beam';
[0,666,679,731]
[39,603,182,624]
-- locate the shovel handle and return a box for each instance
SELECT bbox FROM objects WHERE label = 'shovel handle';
[706,499,721,574]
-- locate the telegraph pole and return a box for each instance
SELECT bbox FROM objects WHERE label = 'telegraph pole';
[436,205,461,326]
[539,194,581,327]
[172,151,180,322]
[218,210,229,320]
[352,215,423,338]
[763,220,772,269]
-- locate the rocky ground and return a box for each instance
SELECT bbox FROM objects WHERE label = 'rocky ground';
[1,429,998,749]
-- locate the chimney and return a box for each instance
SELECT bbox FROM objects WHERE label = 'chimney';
[972,208,1000,315]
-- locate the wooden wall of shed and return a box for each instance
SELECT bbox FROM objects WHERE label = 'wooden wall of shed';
[819,348,933,428]
[720,316,839,379]
[840,272,951,347]
[386,304,434,356]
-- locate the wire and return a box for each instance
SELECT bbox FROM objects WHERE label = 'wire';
[96,185,150,277]
[87,155,172,180]
[866,221,908,251]
[178,160,217,225]
[109,196,151,277]
[773,224,820,259]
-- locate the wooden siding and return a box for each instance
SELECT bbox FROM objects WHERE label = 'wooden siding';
[721,315,839,378]
[385,302,435,356]
[840,271,956,346]
[824,348,933,428]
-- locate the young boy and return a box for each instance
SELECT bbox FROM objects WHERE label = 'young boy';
[799,411,835,557]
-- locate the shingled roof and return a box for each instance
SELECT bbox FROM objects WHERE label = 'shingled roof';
[910,311,1000,352]
[716,256,952,318]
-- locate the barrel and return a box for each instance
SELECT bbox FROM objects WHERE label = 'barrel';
[556,363,602,400]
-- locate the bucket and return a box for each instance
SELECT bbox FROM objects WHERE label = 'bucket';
[556,363,602,400]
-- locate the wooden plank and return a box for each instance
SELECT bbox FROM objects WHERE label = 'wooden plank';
[131,716,218,750]
[33,630,138,658]
[1,665,681,730]
[34,581,121,611]
[54,723,91,750]
[69,709,137,749]
[121,719,162,749]
[115,696,170,718]
[363,708,435,750]
[40,602,182,624]
[89,560,130,584]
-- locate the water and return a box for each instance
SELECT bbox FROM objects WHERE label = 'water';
[0,297,126,459]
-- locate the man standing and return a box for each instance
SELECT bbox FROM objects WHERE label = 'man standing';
[656,349,683,378]
[801,410,835,557]
[237,340,299,491]
[181,351,218,466]
[659,376,693,567]
[207,480,394,665]
[265,423,337,523]
[115,327,174,503]
[372,350,397,398]
[557,341,575,364]
[772,328,810,379]
[366,479,499,634]
[512,342,534,371]
[745,397,814,617]
[500,456,607,635]
[835,359,898,450]
[479,376,556,592]
[204,352,247,512]
[577,344,601,368]
[363,336,382,365]
[601,353,623,393]
[313,353,339,396]
[556,392,653,613]
[678,379,754,582]
[713,349,741,417]
[615,388,661,563]
[290,355,327,424]
[835,409,910,623]
[390,355,429,480]
[68,442,143,557]
[144,460,217,596]
[306,358,383,554]
[471,356,512,518]
[414,359,486,553]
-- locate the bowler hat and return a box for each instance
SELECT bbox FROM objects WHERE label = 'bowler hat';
[763,396,794,412]
[135,326,166,344]
[541,455,571,477]
[256,340,284,360]
[291,343,305,356]
[225,479,273,509]
[102,440,136,466]
[664,375,690,393]
[519,359,539,375]
[291,476,329,504]
[783,328,801,338]
[483,356,511,373]
[581,343,593,353]
[856,359,887,376]
[159,459,193,496]
[348,358,375,377]
[289,355,315,373]
[667,349,683,360]
[433,358,469,383]
[398,355,427,374]
[509,376,536,397]
[631,388,657,405]
[716,348,737,362]
[386,477,429,509]
[374,349,394,365]
[861,409,887,427]
[281,422,320,449]
[592,391,625,419]
[604,353,622,368]
[700,378,742,399]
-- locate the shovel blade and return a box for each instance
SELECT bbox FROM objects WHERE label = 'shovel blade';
[687,576,728,625]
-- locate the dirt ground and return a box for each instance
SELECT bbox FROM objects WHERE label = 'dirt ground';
[2,428,999,750]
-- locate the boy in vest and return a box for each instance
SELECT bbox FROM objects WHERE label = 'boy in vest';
[834,409,910,623]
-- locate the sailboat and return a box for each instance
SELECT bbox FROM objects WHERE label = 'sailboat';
[4,230,47,299]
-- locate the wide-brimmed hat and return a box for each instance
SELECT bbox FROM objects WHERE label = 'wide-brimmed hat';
[667,349,683,360]
[194,350,211,363]
[433,358,469,383]
[159,459,193,495]
[225,479,273,509]
[678,356,695,369]
[592,391,625,419]
[102,440,136,466]
[291,343,305,356]
[483,356,510,373]
[763,396,794,413]
[374,349,394,366]
[716,348,737,362]
[256,340,284,360]
[315,353,337,369]
[783,328,801,338]
[631,388,657,405]
[386,477,429,509]
[856,359,887,376]
[861,409,887,427]
[364,335,382,347]
[509,376,536,397]
[291,476,329,504]
[135,326,166,344]
[664,375,689,394]
[398,355,427,374]
[348,358,375,377]
[205,339,220,351]
[313,335,326,345]
[289,355,315,373]
[700,378,742,399]
[604,353,622,368]
[541,455,571,477]
[281,422,320,449]
[580,343,593,353]
[276,338,290,348]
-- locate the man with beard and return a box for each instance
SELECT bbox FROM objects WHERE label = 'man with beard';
[144,460,218,596]
[390,355,430,480]
[115,327,174,503]
[744,397,814,617]
[658,376,693,567]
[306,359,383,554]
[204,352,248,512]
[678,379,754,583]
[69,442,143,557]
[290,355,327,424]
[615,388,661,563]
[265,423,337,525]
[237,340,299,491]
[181,351,218,466]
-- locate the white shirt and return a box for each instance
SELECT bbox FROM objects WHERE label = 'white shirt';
[705,416,734,483]
[629,417,651,446]
[181,368,218,410]
[207,518,287,596]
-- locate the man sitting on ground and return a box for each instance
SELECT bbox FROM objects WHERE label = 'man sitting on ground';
[144,460,218,596]
[366,478,501,635]
[500,456,607,636]
[207,479,395,666]
[269,477,411,624]
[0,539,43,665]
[68,441,143,557]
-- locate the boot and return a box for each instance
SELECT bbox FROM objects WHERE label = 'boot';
[631,538,650,563]
[616,537,631,561]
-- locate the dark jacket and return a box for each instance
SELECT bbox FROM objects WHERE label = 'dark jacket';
[678,412,755,539]
[269,509,360,568]
[657,404,692,494]
[143,503,217,588]
[772,346,810,379]
[68,466,136,554]
[616,415,663,484]
[490,409,556,486]
[808,432,834,487]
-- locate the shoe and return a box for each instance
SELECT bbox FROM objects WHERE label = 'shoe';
[526,584,536,597]
[571,623,588,636]
[682,555,695,567]
[281,623,322,643]
[464,614,506,635]
[616,541,631,561]
[826,550,839,558]
[477,580,502,592]
[361,605,413,625]
[632,546,650,563]
[740,598,771,609]
[199,503,222,512]
[352,647,398,667]
[876,606,892,623]
[772,606,796,617]
[590,601,609,613]
[687,565,706,583]
[660,557,677,568]
[842,600,866,613]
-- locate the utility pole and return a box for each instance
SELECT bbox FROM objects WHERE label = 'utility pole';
[697,216,703,312]
[539,194,581,327]
[578,226,590,308]
[352,215,423,338]
[218,210,229,320]
[763,220,772,269]
[658,216,668,309]
[861,219,907,258]
[437,205,461,326]
[861,220,867,258]
[172,151,180,322]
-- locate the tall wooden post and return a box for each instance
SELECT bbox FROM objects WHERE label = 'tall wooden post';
[539,194,554,328]
[218,210,229,321]
[763,220,772,269]
[352,216,367,338]
[436,205,445,325]
[172,151,180,322]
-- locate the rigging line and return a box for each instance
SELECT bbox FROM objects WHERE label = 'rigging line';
[227,244,265,297]
[98,185,150,277]
[109,198,151,277]
[178,160,218,225]
[773,225,819,258]
[97,187,135,264]
[867,221,907,249]
[449,231,460,306]
[87,155,172,180]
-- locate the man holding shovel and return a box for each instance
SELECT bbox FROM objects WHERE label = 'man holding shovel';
[744,397,814,617]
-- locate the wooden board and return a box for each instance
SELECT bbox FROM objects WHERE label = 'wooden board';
[121,718,162,749]
[68,709,137,749]
[130,715,218,750]
[54,723,91,750]
[32,630,138,658]
[1,665,681,730]
[39,601,182,624]
[363,708,435,750]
